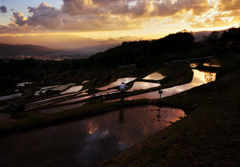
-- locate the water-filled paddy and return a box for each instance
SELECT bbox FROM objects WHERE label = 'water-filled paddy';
[0,105,185,167]
[0,93,22,102]
[143,72,165,80]
[107,70,216,102]
[60,85,83,94]
[127,81,161,91]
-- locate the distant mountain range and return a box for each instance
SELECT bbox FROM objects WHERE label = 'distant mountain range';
[0,43,58,56]
[0,35,142,57]
[0,34,140,50]
[0,29,227,57]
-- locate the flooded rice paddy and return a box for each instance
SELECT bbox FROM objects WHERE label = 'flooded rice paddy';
[143,72,165,80]
[0,68,218,166]
[127,81,161,91]
[127,70,216,100]
[0,93,22,102]
[55,69,216,104]
[107,69,216,102]
[0,105,185,167]
[60,85,83,94]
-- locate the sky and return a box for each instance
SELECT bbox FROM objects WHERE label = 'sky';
[0,0,240,42]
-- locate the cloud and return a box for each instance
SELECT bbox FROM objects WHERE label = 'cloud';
[62,0,212,19]
[62,0,100,15]
[61,14,142,31]
[62,0,151,18]
[12,12,27,26]
[0,5,7,13]
[0,0,239,35]
[27,2,62,29]
[0,2,64,34]
[151,0,209,16]
[218,0,240,11]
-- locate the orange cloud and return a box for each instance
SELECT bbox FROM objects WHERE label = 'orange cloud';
[151,0,209,16]
[218,0,240,11]
[0,0,239,35]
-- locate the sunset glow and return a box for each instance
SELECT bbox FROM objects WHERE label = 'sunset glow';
[0,0,240,48]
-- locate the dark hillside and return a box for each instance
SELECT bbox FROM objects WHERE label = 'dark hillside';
[77,32,195,69]
[0,43,58,56]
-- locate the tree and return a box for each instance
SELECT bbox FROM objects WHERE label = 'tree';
[220,31,230,42]
[135,55,148,69]
[24,58,36,68]
[209,31,219,41]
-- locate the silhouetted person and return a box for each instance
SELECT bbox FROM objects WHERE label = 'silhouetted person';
[119,82,128,102]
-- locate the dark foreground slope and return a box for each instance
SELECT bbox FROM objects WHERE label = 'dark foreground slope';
[99,55,240,166]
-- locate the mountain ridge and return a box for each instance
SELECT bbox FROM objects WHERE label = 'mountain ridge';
[0,43,59,56]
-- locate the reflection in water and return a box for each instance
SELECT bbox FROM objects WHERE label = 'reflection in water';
[60,85,83,94]
[119,108,125,124]
[127,82,161,91]
[0,105,185,167]
[39,102,85,114]
[97,77,136,90]
[143,72,165,80]
[205,73,216,83]
[107,70,216,102]
[128,70,216,100]
[0,113,23,124]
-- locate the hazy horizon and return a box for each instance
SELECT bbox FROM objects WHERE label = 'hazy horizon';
[0,0,239,48]
[0,29,223,50]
